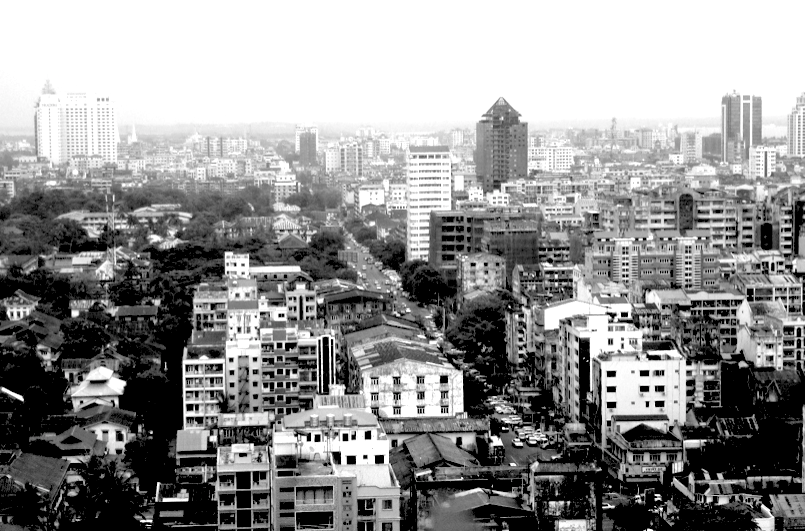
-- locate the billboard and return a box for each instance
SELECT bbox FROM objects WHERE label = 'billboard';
[555,520,587,531]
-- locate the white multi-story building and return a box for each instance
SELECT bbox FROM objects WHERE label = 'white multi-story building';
[406,146,452,261]
[217,444,270,530]
[182,349,226,429]
[748,145,776,179]
[355,184,385,213]
[591,345,685,449]
[386,183,407,211]
[325,146,340,173]
[788,93,805,158]
[558,313,643,423]
[528,146,573,172]
[349,337,464,418]
[35,82,119,164]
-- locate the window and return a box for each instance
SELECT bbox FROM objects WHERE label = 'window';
[417,376,424,384]
[101,430,109,442]
[296,487,334,505]
[391,439,398,448]
[417,407,425,414]
[456,437,463,447]
[441,406,449,414]
[346,456,356,464]
[371,377,379,386]
[383,524,393,531]
[375,455,384,464]
[639,385,649,392]
[606,402,616,409]
[606,386,616,392]
[667,453,677,462]
[365,431,371,440]
[383,499,393,511]
[371,393,379,401]
[607,371,616,377]
[440,391,448,399]
[633,453,644,463]
[393,407,401,415]
[607,338,614,346]
[440,375,448,384]
[417,392,425,400]
[639,370,649,377]
[371,408,379,416]
[653,370,665,376]
[358,523,375,531]
[655,401,665,407]
[655,385,665,392]
[393,377,401,385]
[393,393,401,401]
[115,431,124,442]
[650,453,661,462]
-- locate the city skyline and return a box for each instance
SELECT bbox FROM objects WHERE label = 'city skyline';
[2,1,805,133]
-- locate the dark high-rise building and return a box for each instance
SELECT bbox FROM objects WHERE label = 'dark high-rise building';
[474,97,528,193]
[298,131,318,165]
[721,91,762,163]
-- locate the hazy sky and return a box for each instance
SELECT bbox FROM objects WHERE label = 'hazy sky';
[3,0,805,132]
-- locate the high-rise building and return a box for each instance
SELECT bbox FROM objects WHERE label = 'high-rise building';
[748,145,777,179]
[721,91,762,163]
[406,146,452,261]
[34,81,119,165]
[339,143,363,176]
[679,131,702,163]
[788,94,805,158]
[474,97,528,192]
[298,130,318,165]
[295,124,318,153]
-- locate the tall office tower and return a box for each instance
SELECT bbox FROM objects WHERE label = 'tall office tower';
[295,124,318,153]
[680,131,702,163]
[474,97,528,193]
[406,146,452,262]
[788,93,805,157]
[34,81,119,165]
[298,129,318,165]
[721,91,762,163]
[34,80,61,163]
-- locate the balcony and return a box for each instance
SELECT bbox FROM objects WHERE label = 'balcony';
[219,482,236,491]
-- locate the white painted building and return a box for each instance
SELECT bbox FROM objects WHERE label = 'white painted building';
[788,93,805,158]
[591,345,686,449]
[355,184,386,212]
[528,146,573,172]
[349,337,464,418]
[34,82,119,164]
[558,313,643,423]
[748,146,776,179]
[406,146,452,261]
[182,349,226,429]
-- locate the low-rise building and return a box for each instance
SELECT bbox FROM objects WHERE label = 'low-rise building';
[349,337,464,418]
[604,423,684,486]
[69,366,126,412]
[216,444,270,530]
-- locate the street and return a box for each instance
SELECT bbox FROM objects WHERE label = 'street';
[496,429,558,466]
[344,238,431,322]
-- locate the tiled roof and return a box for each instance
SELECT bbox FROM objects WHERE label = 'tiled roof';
[620,423,679,443]
[403,433,478,469]
[351,337,449,370]
[115,305,159,317]
[76,405,136,429]
[0,452,69,504]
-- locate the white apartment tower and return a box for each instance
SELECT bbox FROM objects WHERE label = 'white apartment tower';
[34,81,119,164]
[748,146,776,179]
[406,146,452,261]
[789,93,805,158]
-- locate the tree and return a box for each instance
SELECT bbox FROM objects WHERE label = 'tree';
[309,232,344,257]
[80,456,143,528]
[378,240,406,271]
[609,501,654,531]
[12,482,52,530]
[400,260,427,295]
[355,226,377,243]
[124,436,171,494]
[409,265,449,304]
[60,319,111,359]
[122,367,171,434]
[107,278,142,306]
[446,293,509,380]
[674,503,759,531]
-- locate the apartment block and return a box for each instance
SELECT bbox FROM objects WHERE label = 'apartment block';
[217,444,270,530]
[182,345,226,429]
[591,343,685,449]
[348,337,464,418]
[558,313,642,423]
[585,230,719,289]
[193,283,229,332]
[271,409,401,531]
[482,220,541,283]
[730,274,803,314]
[645,288,745,346]
[406,146,452,261]
[764,314,805,369]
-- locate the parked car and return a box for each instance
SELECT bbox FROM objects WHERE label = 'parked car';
[512,438,524,448]
[527,437,539,447]
[602,503,615,511]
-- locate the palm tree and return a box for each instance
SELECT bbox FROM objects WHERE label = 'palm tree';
[79,456,143,527]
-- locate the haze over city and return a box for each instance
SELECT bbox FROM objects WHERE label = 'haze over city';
[2,0,805,133]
